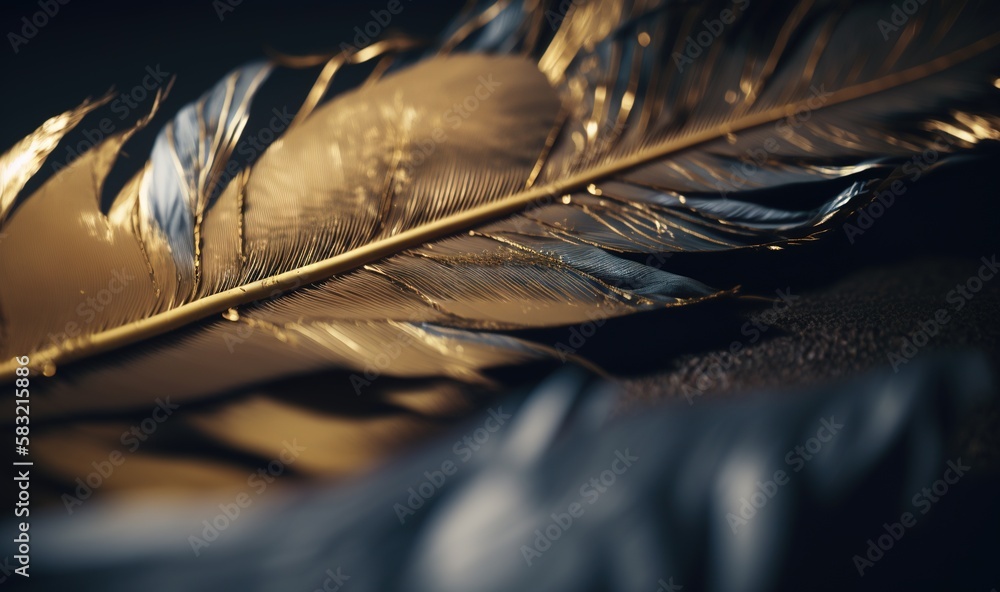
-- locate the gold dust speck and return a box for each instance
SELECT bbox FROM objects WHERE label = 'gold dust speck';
[222,308,240,321]
[994,78,1000,89]
[586,183,602,196]
[726,133,737,144]
[561,195,572,204]
[638,32,651,47]
[42,361,56,377]
[724,90,739,104]
[678,195,687,204]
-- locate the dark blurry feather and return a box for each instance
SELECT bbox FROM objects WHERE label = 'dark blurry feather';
[25,353,997,592]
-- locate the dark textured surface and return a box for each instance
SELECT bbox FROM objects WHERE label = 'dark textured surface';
[623,257,1000,398]
[618,257,1000,469]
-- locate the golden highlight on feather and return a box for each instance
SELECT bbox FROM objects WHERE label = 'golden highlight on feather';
[2,0,1000,420]
[0,96,110,227]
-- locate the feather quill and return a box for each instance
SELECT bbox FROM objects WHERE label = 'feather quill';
[2,0,1000,427]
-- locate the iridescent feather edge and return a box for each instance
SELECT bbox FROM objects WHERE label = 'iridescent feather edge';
[0,0,998,425]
